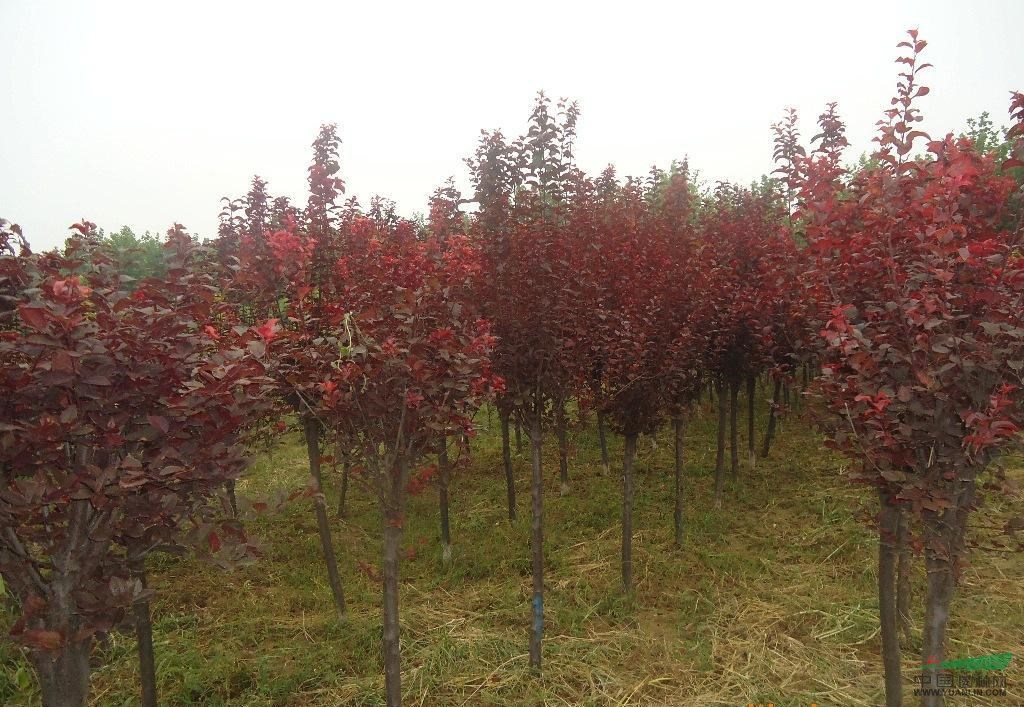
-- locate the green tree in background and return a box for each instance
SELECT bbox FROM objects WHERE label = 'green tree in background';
[101,226,166,282]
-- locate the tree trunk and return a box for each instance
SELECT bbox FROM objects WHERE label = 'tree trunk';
[921,513,955,707]
[672,416,685,548]
[555,402,569,495]
[438,438,452,565]
[713,377,727,505]
[515,421,523,451]
[131,558,157,707]
[622,433,637,592]
[32,640,92,707]
[225,479,238,516]
[381,461,406,707]
[920,478,974,707]
[877,488,902,707]
[729,379,740,481]
[761,379,782,458]
[500,409,516,522]
[303,415,346,618]
[336,461,349,519]
[746,375,756,469]
[597,408,610,475]
[896,507,912,645]
[528,406,545,671]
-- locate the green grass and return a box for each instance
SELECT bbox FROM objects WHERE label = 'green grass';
[2,398,1022,705]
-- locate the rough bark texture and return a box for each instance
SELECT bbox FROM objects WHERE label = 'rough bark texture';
[303,416,346,618]
[381,461,406,707]
[438,438,452,564]
[132,558,157,707]
[528,408,544,671]
[622,433,637,592]
[597,408,610,474]
[32,640,91,707]
[729,379,740,481]
[672,416,685,548]
[878,489,902,707]
[713,377,727,504]
[500,408,516,521]
[761,379,782,458]
[746,375,756,469]
[896,507,912,645]
[555,402,569,495]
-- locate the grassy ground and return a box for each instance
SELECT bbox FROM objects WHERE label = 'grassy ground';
[2,397,1022,705]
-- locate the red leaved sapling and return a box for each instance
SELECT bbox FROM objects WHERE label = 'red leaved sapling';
[798,31,1024,707]
[324,222,501,707]
[0,222,270,707]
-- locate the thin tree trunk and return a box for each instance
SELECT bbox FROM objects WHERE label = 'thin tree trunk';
[303,415,346,618]
[438,438,452,565]
[746,375,756,469]
[921,513,955,707]
[597,408,610,474]
[500,409,516,522]
[515,421,523,451]
[896,507,912,645]
[713,377,727,504]
[225,479,238,516]
[672,416,685,548]
[622,433,637,592]
[528,406,544,671]
[381,461,406,707]
[131,558,157,707]
[729,379,740,481]
[555,402,569,495]
[32,640,92,707]
[761,379,782,458]
[336,461,349,519]
[878,488,902,707]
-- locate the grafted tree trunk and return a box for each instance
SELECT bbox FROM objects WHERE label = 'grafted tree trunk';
[438,438,452,564]
[303,415,346,618]
[555,402,569,495]
[32,640,91,707]
[746,375,756,469]
[713,377,727,504]
[381,458,407,707]
[528,406,545,671]
[500,408,516,521]
[30,578,92,707]
[896,507,912,644]
[131,557,157,707]
[729,379,740,481]
[761,379,782,458]
[621,433,637,591]
[672,416,685,547]
[597,408,610,474]
[877,488,902,707]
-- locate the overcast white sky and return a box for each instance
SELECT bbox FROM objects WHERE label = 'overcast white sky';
[3,0,1023,251]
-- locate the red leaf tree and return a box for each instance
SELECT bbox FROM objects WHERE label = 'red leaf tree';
[798,31,1024,706]
[323,223,500,707]
[0,223,269,707]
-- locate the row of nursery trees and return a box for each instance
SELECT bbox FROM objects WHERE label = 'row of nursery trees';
[1,31,1022,707]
